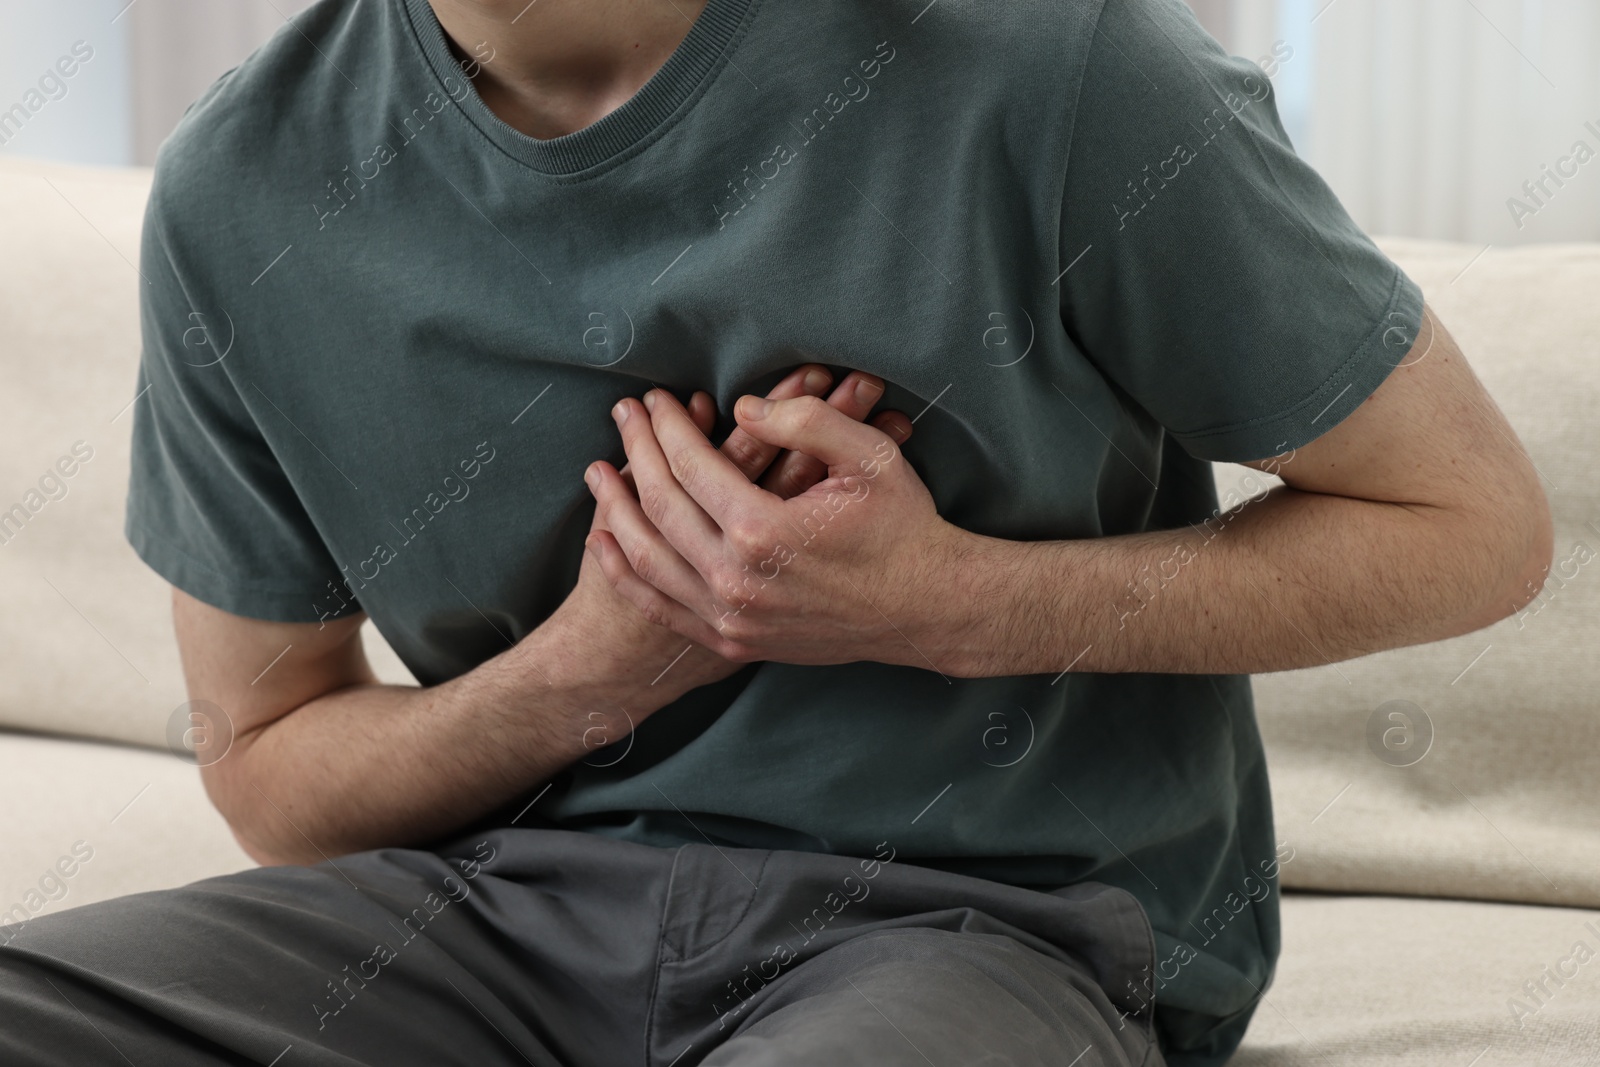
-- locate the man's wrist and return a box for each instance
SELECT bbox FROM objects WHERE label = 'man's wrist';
[528,601,652,694]
[527,593,709,718]
[900,523,1031,678]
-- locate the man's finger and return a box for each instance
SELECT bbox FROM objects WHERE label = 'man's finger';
[763,418,911,500]
[585,530,727,649]
[870,410,914,444]
[732,392,895,473]
[587,460,714,613]
[643,389,768,528]
[719,364,833,481]
[618,390,714,498]
[688,390,716,436]
[761,372,902,497]
[613,396,724,567]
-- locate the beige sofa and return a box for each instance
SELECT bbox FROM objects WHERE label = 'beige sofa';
[3,157,1597,1064]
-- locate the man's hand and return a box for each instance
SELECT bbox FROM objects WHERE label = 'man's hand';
[585,389,945,669]
[566,368,915,688]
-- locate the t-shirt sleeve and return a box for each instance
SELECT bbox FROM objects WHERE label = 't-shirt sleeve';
[124,173,348,624]
[1057,0,1426,463]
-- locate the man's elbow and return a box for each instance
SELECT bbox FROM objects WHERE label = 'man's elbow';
[229,823,287,867]
[201,758,322,868]
[1468,475,1555,628]
[1502,490,1557,615]
[223,811,325,868]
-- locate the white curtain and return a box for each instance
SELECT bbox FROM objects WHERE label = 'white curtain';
[1196,0,1600,245]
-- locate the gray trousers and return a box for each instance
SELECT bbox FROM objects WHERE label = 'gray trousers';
[0,827,1164,1067]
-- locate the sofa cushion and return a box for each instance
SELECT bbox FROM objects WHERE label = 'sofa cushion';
[0,731,250,931]
[1236,894,1600,1065]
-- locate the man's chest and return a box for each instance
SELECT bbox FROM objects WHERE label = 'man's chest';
[231,183,1154,679]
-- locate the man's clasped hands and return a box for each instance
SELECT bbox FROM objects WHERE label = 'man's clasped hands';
[573,364,971,690]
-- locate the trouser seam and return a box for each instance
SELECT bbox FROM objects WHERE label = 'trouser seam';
[644,844,689,1067]
[670,850,771,964]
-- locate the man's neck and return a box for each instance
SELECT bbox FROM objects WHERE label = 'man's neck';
[428,0,711,140]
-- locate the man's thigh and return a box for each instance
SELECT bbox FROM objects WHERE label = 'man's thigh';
[648,843,1162,1067]
[0,828,677,1067]
[703,928,1161,1067]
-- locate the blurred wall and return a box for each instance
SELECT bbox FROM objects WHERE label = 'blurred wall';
[0,0,312,168]
[0,1,132,165]
[126,0,316,164]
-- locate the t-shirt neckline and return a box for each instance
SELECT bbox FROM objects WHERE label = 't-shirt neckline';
[401,0,755,177]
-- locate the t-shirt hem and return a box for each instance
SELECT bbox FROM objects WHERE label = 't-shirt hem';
[1169,265,1426,464]
[125,517,346,625]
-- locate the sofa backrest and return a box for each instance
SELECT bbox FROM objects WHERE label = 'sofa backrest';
[2,158,1596,909]
[0,158,415,752]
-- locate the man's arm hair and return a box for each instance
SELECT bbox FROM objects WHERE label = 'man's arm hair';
[178,590,679,867]
[933,302,1555,676]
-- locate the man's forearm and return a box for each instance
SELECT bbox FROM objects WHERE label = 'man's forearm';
[214,605,693,865]
[584,305,1551,683]
[926,484,1546,679]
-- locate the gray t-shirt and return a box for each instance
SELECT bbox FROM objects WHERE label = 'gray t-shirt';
[125,0,1424,1062]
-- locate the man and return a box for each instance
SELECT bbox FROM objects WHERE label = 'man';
[0,0,1550,1064]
